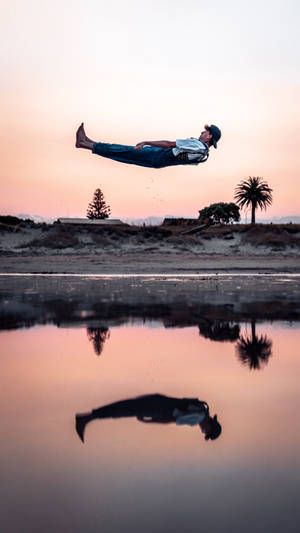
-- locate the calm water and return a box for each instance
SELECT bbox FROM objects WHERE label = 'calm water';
[1,307,300,533]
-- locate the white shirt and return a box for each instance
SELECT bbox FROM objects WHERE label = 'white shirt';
[173,407,207,426]
[172,138,209,164]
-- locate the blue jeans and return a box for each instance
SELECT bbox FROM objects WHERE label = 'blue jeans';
[92,142,186,169]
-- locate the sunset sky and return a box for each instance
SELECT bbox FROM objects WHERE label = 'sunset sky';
[1,0,299,220]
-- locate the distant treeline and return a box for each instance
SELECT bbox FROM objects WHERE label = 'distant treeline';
[0,215,26,226]
[0,216,44,227]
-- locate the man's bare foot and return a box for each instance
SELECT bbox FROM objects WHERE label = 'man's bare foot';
[75,123,95,149]
[76,122,86,147]
[75,414,89,443]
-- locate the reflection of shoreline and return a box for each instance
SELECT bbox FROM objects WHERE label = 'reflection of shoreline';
[1,273,300,334]
[1,298,300,331]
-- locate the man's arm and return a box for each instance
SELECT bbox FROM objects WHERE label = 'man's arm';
[135,140,176,150]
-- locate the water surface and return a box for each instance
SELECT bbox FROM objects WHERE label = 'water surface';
[1,306,300,533]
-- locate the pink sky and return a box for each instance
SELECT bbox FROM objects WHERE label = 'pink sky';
[1,0,299,220]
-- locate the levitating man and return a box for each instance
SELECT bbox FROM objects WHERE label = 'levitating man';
[75,122,221,169]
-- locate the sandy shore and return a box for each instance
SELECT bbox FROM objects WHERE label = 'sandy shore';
[0,251,300,274]
[1,272,300,331]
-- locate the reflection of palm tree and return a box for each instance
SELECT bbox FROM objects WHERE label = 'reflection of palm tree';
[199,320,240,342]
[236,320,272,370]
[86,327,110,356]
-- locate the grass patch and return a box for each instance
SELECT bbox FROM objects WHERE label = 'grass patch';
[19,227,79,249]
[241,225,300,247]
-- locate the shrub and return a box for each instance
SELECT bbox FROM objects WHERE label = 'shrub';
[199,202,240,225]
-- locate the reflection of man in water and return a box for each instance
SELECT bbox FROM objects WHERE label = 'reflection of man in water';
[75,393,221,443]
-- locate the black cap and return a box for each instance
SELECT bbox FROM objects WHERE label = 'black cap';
[209,125,221,149]
[205,415,222,440]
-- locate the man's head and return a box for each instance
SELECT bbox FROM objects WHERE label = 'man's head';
[200,414,222,441]
[199,124,221,149]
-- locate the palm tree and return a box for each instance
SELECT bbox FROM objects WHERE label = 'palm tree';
[234,177,273,224]
[236,319,272,370]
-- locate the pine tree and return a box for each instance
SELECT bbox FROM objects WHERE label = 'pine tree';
[86,188,111,220]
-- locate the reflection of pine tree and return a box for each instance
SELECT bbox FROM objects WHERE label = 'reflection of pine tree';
[236,320,272,370]
[199,320,240,342]
[87,327,110,356]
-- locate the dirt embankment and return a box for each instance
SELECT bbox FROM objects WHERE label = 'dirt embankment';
[1,219,300,254]
[0,218,300,273]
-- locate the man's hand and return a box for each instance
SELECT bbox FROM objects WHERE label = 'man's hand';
[137,415,154,422]
[135,140,176,149]
[135,142,146,150]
